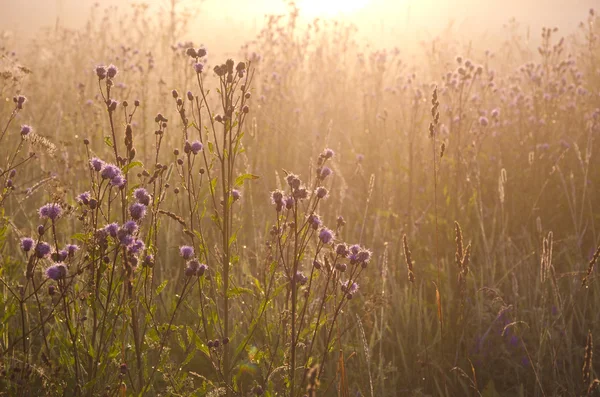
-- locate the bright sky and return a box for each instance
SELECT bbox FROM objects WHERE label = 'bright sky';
[0,0,597,52]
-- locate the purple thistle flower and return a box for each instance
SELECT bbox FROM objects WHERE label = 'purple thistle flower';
[129,203,146,221]
[180,245,194,260]
[318,167,332,180]
[122,220,138,235]
[197,263,207,276]
[96,65,107,80]
[90,157,105,172]
[336,263,347,272]
[295,271,308,285]
[20,124,32,136]
[286,174,301,189]
[45,263,67,280]
[194,62,204,74]
[77,191,91,205]
[107,64,118,79]
[284,196,295,209]
[104,223,119,238]
[15,95,27,109]
[100,164,121,180]
[231,189,241,202]
[58,250,68,262]
[66,244,79,256]
[293,188,309,200]
[117,229,134,246]
[133,188,151,206]
[197,48,207,58]
[479,116,489,127]
[110,175,126,188]
[20,237,34,252]
[39,203,62,221]
[128,239,145,255]
[357,249,372,263]
[349,244,361,255]
[271,190,284,205]
[144,254,154,267]
[315,186,328,199]
[323,148,334,159]
[190,141,203,155]
[35,242,52,258]
[185,259,200,277]
[319,228,334,244]
[341,280,359,294]
[335,243,348,257]
[307,214,321,230]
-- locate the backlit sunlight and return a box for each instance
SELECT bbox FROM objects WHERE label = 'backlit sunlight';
[296,0,370,17]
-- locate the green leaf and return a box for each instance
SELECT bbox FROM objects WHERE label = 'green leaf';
[156,280,168,295]
[121,160,143,174]
[227,287,253,298]
[104,136,113,148]
[70,232,88,242]
[234,173,259,187]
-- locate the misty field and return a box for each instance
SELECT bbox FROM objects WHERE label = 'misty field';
[0,2,599,396]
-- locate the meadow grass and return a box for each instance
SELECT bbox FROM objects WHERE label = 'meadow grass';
[0,3,599,396]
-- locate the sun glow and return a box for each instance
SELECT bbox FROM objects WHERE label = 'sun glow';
[297,0,371,17]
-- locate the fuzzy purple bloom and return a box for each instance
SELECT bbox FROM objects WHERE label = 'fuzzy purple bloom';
[271,190,284,205]
[77,191,91,205]
[58,250,68,262]
[194,62,204,74]
[180,245,195,260]
[128,239,145,255]
[110,175,126,188]
[307,214,321,230]
[90,157,105,172]
[479,116,489,127]
[117,229,134,246]
[129,203,146,221]
[335,243,348,257]
[319,228,334,244]
[190,141,203,155]
[122,220,138,234]
[96,65,107,79]
[197,263,207,276]
[357,249,372,263]
[286,174,301,189]
[20,124,32,136]
[104,223,119,238]
[284,196,295,209]
[20,237,34,252]
[100,164,121,180]
[231,189,241,201]
[295,271,308,285]
[39,203,62,221]
[323,148,334,159]
[315,186,328,199]
[45,263,67,280]
[185,259,200,277]
[319,167,332,180]
[144,254,154,267]
[133,188,151,206]
[107,64,118,78]
[341,280,359,294]
[349,244,361,255]
[66,244,79,256]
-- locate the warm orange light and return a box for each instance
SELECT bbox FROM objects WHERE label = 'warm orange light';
[297,0,370,17]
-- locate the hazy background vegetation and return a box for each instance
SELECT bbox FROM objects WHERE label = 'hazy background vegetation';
[1,0,599,396]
